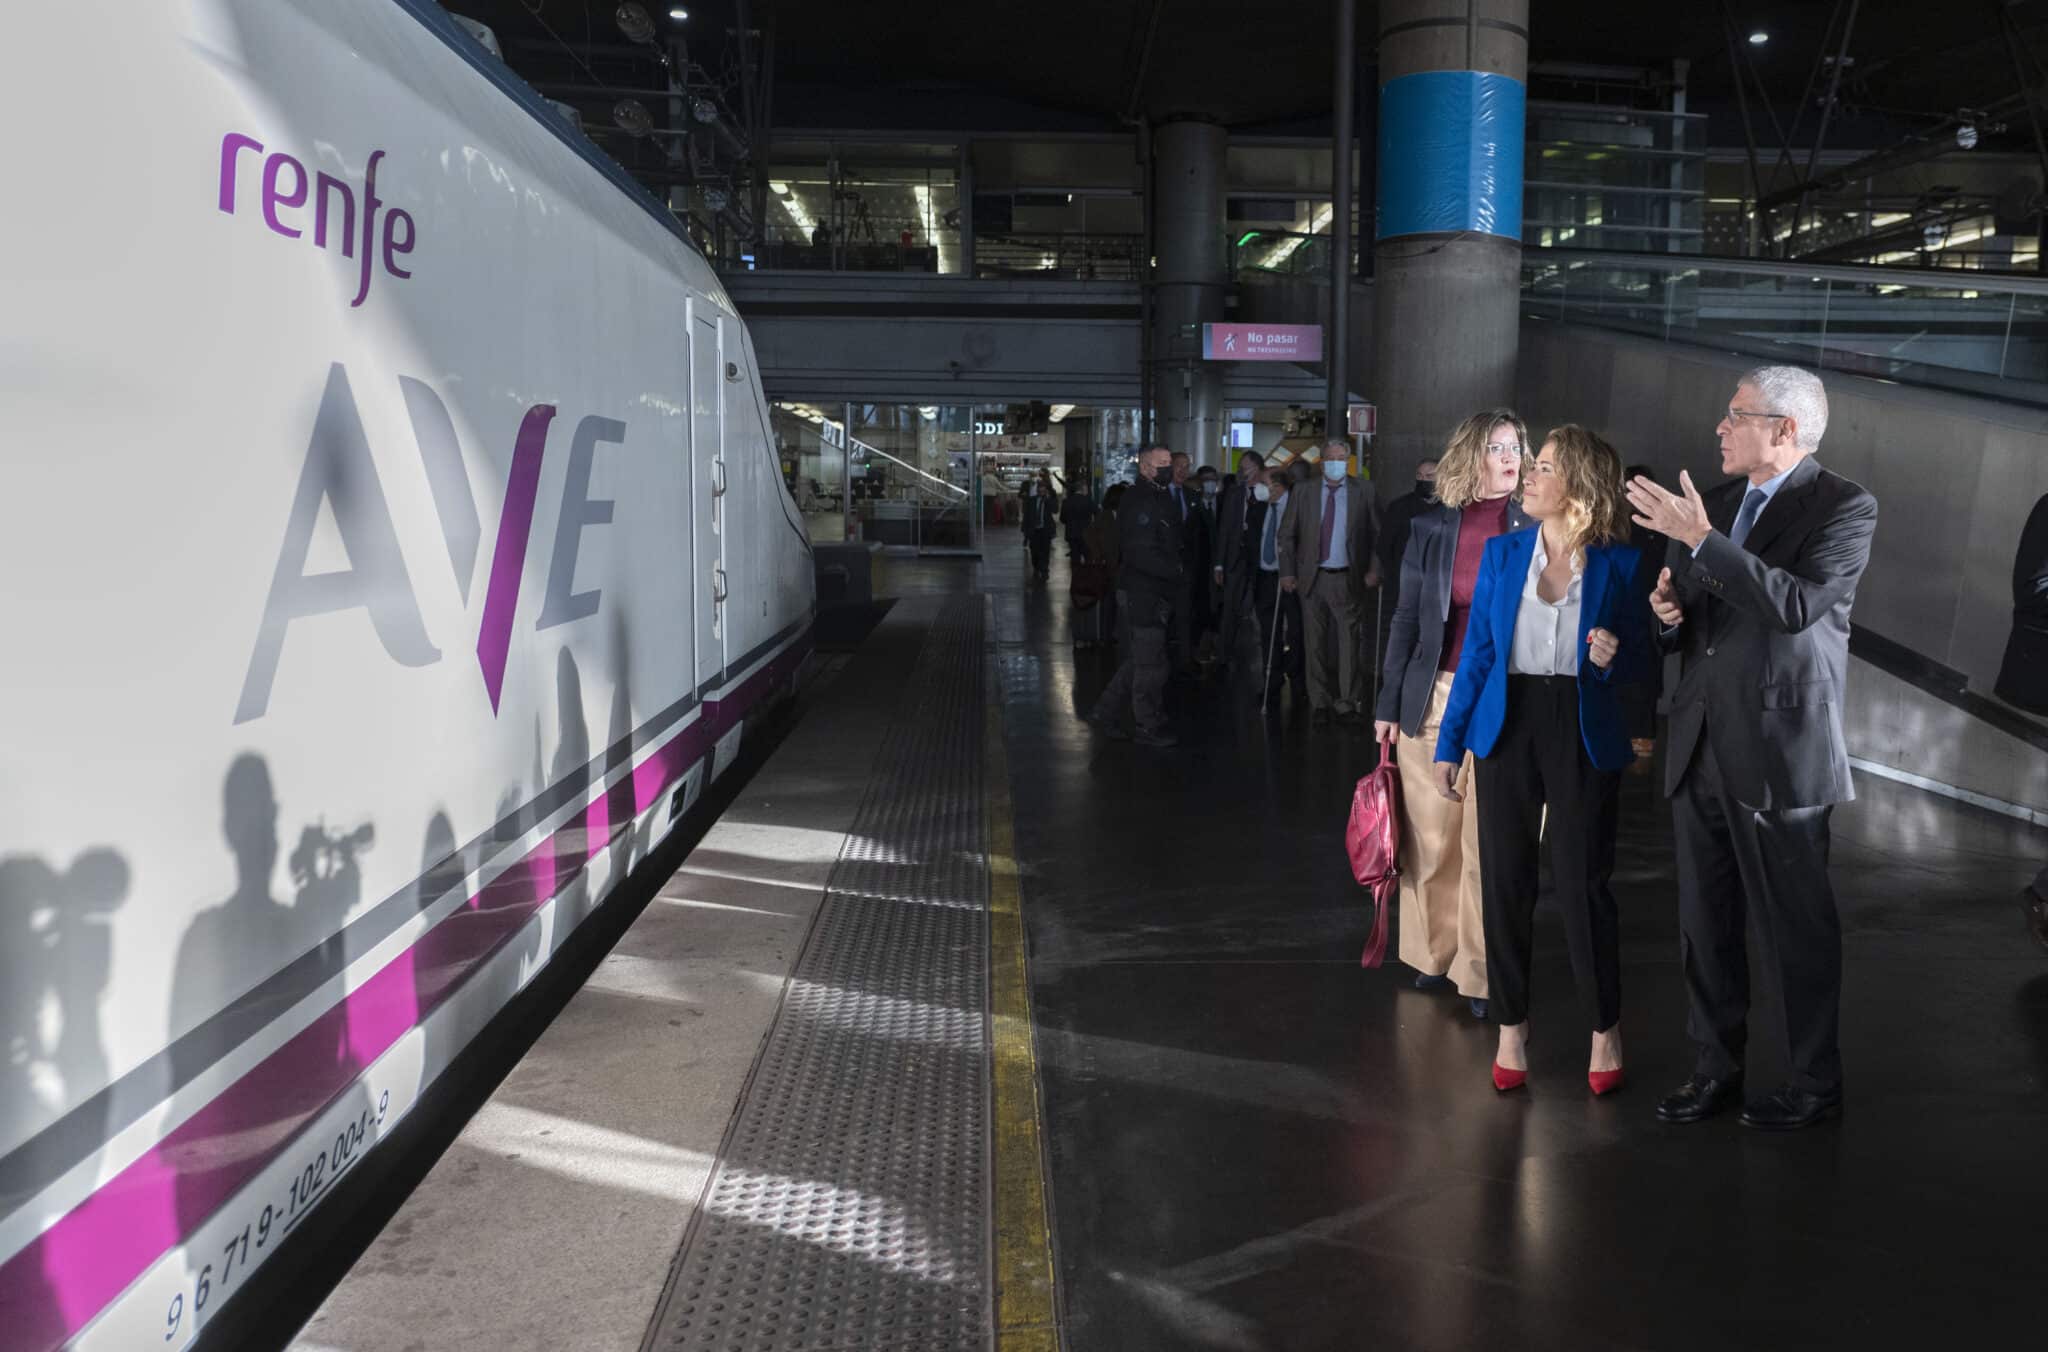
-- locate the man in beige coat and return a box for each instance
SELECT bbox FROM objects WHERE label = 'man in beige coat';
[1278,443,1379,724]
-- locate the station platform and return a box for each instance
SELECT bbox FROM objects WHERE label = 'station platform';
[296,547,2048,1352]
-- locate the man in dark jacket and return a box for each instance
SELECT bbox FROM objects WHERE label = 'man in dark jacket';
[1088,447,1182,747]
[1211,451,1266,668]
[1628,365,1877,1130]
[1021,470,1058,580]
[1375,457,1438,599]
[1060,482,1097,561]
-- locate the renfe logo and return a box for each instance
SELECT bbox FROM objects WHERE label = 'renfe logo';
[218,132,416,307]
[235,364,626,724]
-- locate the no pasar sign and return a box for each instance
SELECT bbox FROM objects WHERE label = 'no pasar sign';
[1201,324,1323,362]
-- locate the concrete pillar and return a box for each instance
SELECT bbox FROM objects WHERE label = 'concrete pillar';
[1370,0,1528,487]
[1152,120,1227,466]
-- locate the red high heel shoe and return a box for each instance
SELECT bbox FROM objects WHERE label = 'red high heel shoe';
[1588,1067,1625,1096]
[1492,1061,1527,1092]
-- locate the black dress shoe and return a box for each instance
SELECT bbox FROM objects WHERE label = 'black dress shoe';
[1739,1084,1842,1131]
[1132,726,1179,748]
[1655,1073,1744,1124]
[1412,973,1453,992]
[1085,713,1130,741]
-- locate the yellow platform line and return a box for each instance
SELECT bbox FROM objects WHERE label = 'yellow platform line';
[986,655,1060,1350]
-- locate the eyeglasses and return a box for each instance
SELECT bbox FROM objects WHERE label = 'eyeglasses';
[1485,442,1523,458]
[1723,408,1786,424]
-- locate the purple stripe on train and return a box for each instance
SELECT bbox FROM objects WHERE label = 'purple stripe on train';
[0,634,808,1352]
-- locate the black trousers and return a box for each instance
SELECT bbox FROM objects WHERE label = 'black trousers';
[1251,569,1304,697]
[1474,675,1622,1031]
[1092,590,1171,734]
[1027,528,1054,577]
[1674,734,1842,1093]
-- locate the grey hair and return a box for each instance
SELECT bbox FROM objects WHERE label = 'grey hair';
[1741,365,1828,450]
[1322,439,1352,455]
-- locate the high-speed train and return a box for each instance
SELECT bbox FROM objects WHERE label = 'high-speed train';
[0,3,814,1346]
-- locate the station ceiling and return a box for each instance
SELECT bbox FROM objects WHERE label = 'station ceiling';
[454,0,2048,149]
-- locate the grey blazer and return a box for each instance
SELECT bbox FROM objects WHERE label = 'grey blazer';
[1660,454,1877,808]
[1375,498,1533,733]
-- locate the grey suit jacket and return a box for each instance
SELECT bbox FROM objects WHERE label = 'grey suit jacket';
[1660,454,1878,808]
[1374,498,1534,732]
[1277,477,1376,599]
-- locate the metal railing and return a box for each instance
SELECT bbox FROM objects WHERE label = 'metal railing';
[1522,247,2048,404]
[972,232,1144,281]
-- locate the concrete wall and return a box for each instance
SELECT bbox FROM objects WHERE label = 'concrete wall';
[1517,319,2048,815]
[1517,319,2048,694]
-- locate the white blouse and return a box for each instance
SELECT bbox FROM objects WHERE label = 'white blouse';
[1508,533,1582,677]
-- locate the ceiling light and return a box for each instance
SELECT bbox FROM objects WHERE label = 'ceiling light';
[669,7,690,19]
[1748,30,1768,45]
[770,180,790,196]
[1048,404,1076,423]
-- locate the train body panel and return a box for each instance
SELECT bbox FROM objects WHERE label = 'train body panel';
[0,2,812,1346]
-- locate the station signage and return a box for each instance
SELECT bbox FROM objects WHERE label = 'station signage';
[1201,323,1324,362]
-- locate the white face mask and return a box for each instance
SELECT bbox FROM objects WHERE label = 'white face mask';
[1252,483,1271,503]
[1322,460,1347,483]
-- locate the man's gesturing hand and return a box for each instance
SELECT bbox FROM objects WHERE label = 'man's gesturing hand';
[1627,471,1713,550]
[1648,567,1684,628]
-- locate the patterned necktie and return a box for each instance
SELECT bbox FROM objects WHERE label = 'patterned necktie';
[1319,484,1338,564]
[1730,487,1768,549]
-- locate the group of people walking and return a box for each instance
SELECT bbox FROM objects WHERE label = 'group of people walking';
[1086,364,1880,1131]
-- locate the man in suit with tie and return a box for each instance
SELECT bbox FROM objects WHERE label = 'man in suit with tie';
[1625,365,1878,1131]
[1278,442,1379,724]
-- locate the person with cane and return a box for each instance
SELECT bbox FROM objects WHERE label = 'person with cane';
[1253,468,1304,708]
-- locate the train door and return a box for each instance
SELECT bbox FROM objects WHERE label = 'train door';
[691,308,726,688]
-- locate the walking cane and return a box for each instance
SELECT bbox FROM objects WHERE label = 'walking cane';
[1261,579,1284,704]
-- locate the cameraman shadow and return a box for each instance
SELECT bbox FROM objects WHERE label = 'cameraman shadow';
[166,753,376,1235]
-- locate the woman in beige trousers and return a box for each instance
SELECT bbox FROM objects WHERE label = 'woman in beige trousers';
[1374,410,1530,1018]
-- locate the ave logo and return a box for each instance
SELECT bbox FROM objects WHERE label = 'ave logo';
[235,363,626,723]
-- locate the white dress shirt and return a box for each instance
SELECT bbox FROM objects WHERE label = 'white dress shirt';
[1259,495,1285,571]
[1509,532,1582,677]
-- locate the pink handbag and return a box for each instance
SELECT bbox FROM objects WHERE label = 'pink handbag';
[1345,740,1402,968]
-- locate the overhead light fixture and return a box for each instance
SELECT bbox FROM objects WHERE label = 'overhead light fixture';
[1048,404,1076,423]
[770,180,790,196]
[1957,123,1980,149]
[669,7,689,19]
[1748,31,1769,45]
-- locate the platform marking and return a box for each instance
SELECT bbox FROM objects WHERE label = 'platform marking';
[985,632,1061,1351]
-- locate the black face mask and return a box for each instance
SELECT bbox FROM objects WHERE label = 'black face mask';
[1153,465,1175,486]
[1415,478,1433,497]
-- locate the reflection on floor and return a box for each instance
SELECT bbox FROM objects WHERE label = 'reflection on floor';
[930,544,2048,1351]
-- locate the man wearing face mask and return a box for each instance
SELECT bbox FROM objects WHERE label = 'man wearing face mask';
[1278,442,1379,724]
[1377,458,1439,602]
[1088,445,1184,747]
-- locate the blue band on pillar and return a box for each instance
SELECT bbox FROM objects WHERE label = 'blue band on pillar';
[1376,70,1526,241]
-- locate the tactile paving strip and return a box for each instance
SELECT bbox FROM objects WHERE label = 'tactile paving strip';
[647,598,990,1352]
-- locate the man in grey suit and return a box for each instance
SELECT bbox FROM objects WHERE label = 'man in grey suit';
[1278,442,1379,724]
[1626,365,1878,1131]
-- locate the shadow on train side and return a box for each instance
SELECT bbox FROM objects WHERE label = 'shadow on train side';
[0,847,132,1347]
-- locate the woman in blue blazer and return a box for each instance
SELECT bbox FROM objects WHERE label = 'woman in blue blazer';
[1432,425,1645,1097]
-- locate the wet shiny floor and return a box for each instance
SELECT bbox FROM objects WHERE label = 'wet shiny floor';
[883,545,2048,1351]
